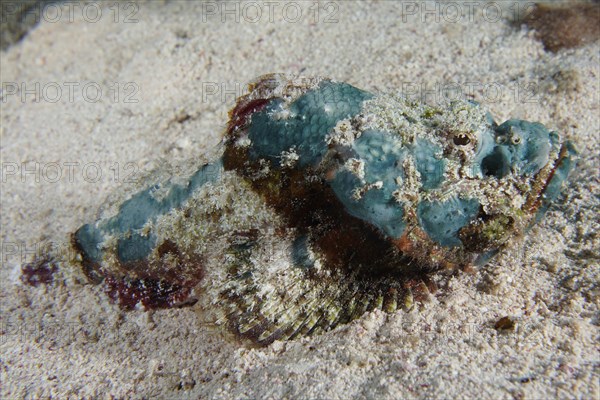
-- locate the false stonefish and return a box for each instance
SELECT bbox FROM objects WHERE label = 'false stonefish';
[71,74,576,345]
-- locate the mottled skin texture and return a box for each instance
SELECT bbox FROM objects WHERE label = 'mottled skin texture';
[225,74,576,269]
[70,74,576,345]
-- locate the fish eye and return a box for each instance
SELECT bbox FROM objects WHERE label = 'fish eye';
[453,134,470,146]
[511,135,522,145]
[495,135,507,144]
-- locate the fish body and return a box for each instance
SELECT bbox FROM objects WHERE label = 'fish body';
[72,74,576,344]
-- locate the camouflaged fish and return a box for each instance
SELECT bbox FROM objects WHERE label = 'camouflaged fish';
[71,74,576,345]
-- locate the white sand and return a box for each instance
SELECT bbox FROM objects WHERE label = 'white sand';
[1,1,598,398]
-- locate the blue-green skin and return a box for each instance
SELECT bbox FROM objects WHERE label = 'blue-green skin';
[74,80,576,266]
[75,162,222,264]
[244,81,575,248]
[247,82,372,167]
[331,130,409,239]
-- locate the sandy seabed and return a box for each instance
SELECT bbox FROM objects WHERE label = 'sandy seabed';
[1,1,598,398]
